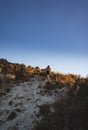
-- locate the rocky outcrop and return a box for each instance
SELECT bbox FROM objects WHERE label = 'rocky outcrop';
[0,59,52,81]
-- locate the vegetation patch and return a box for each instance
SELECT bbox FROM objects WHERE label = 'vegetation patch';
[34,79,88,130]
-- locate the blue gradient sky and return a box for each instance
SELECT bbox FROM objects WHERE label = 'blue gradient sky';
[0,0,88,77]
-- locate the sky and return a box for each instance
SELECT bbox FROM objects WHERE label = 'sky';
[0,0,88,77]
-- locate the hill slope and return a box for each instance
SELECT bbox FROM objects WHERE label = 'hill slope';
[0,59,88,130]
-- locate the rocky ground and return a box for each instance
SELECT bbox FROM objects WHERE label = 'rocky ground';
[0,75,69,130]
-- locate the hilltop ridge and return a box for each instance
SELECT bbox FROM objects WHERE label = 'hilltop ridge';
[0,58,87,97]
[0,58,51,80]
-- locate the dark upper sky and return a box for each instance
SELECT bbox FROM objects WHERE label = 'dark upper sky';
[0,0,88,76]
